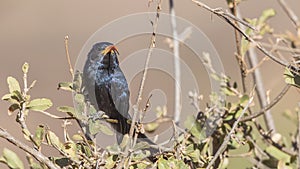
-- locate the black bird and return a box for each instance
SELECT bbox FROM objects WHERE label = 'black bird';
[82,42,157,150]
[82,42,130,143]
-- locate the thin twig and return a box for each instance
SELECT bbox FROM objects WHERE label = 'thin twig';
[64,35,74,77]
[234,6,276,132]
[192,0,291,68]
[260,42,300,53]
[169,0,181,125]
[191,0,256,31]
[277,0,300,30]
[242,84,291,122]
[0,127,59,169]
[206,95,254,169]
[119,1,162,168]
[231,0,247,92]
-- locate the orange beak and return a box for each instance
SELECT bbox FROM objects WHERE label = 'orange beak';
[101,45,119,56]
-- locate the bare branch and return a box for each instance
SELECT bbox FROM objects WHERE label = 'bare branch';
[192,0,291,68]
[169,0,181,125]
[0,127,59,169]
[231,0,247,92]
[206,95,254,169]
[242,84,291,122]
[277,0,300,30]
[64,35,74,77]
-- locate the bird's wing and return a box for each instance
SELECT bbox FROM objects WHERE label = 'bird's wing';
[110,68,130,120]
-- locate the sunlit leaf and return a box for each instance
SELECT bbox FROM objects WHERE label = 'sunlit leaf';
[33,125,45,148]
[1,148,24,169]
[157,157,169,169]
[57,82,73,91]
[63,142,78,160]
[22,62,29,74]
[7,76,21,93]
[265,146,290,163]
[57,106,75,115]
[144,122,159,132]
[120,134,129,149]
[284,67,300,88]
[258,8,276,24]
[88,120,113,136]
[133,141,149,151]
[104,155,117,169]
[8,103,20,115]
[46,131,64,150]
[27,98,53,111]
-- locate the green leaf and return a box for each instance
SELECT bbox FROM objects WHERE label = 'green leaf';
[27,155,43,169]
[7,76,21,93]
[73,70,82,92]
[265,146,290,163]
[22,62,29,74]
[157,157,169,169]
[88,120,113,136]
[8,103,20,115]
[1,148,24,169]
[63,142,78,160]
[184,115,203,140]
[57,82,73,91]
[29,80,37,89]
[144,122,159,132]
[284,67,300,88]
[119,134,129,149]
[46,131,64,150]
[259,8,276,24]
[57,106,75,115]
[104,155,117,169]
[133,141,150,151]
[240,94,249,106]
[27,98,53,111]
[33,125,45,148]
[72,134,83,141]
[11,90,24,102]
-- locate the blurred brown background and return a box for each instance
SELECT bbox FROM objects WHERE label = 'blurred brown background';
[0,0,299,168]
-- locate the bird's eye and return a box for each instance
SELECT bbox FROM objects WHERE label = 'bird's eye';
[100,45,107,51]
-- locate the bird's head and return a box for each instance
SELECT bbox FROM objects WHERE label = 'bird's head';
[87,42,120,69]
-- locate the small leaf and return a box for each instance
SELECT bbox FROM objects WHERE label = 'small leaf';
[46,131,64,149]
[63,142,78,160]
[119,134,129,149]
[144,122,159,132]
[133,141,150,151]
[57,106,75,115]
[284,67,300,88]
[27,98,53,111]
[33,125,45,148]
[11,90,24,102]
[29,80,37,89]
[7,76,21,93]
[265,146,290,163]
[73,70,82,92]
[8,103,20,115]
[88,120,114,136]
[104,155,117,169]
[57,82,73,91]
[72,134,83,141]
[240,95,249,106]
[259,8,276,24]
[2,148,24,169]
[22,62,29,74]
[2,94,11,101]
[157,157,169,169]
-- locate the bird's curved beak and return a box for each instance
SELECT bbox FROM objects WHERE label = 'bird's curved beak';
[101,45,119,56]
